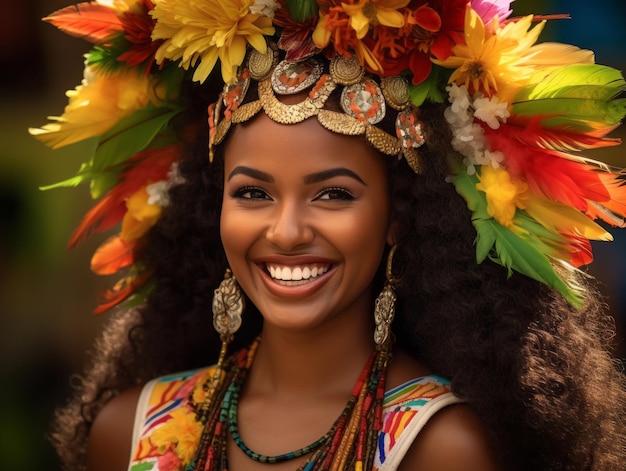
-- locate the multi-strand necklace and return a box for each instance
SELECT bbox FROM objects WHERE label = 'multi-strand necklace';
[186,338,390,470]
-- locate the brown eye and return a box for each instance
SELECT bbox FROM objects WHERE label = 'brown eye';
[233,186,271,200]
[314,187,355,201]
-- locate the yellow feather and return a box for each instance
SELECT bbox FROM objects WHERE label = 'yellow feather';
[525,194,612,241]
[524,42,594,67]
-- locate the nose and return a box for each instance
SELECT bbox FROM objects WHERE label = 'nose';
[265,201,314,250]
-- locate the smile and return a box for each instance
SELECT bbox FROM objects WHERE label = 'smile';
[266,264,331,285]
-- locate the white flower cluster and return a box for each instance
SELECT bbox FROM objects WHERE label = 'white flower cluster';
[146,163,185,207]
[250,0,280,18]
[444,84,509,175]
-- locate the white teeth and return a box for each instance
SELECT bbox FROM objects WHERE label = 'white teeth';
[267,264,330,281]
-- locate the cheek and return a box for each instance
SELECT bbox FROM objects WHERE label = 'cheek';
[332,201,389,266]
[220,203,252,267]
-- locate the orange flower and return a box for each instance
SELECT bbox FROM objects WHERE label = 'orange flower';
[341,0,408,39]
[375,0,465,83]
[313,2,384,73]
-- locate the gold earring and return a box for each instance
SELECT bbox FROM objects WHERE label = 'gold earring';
[212,268,244,363]
[374,244,400,348]
[197,269,245,419]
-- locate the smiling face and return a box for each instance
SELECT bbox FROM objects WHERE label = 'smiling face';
[221,113,393,335]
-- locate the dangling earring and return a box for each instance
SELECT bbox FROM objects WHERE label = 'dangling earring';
[191,269,246,448]
[374,244,400,349]
[212,268,244,366]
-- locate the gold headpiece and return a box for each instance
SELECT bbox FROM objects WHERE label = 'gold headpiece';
[209,48,425,173]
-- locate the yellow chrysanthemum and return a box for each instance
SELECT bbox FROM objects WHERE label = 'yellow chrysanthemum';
[29,67,163,149]
[341,0,409,39]
[434,5,544,98]
[151,0,275,84]
[151,408,202,465]
[476,165,528,228]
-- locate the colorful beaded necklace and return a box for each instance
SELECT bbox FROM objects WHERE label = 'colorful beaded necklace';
[187,338,390,470]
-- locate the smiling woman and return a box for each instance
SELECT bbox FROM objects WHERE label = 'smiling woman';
[31,1,626,471]
[221,115,392,334]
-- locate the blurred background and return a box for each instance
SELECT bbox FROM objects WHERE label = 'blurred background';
[1,1,625,469]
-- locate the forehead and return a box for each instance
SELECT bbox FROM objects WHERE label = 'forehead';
[223,112,388,179]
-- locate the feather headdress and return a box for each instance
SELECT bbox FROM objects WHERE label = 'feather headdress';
[30,0,625,312]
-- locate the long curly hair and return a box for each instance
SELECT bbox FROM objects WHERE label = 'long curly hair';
[50,80,626,471]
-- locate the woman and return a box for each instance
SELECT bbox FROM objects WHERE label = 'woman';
[32,1,626,470]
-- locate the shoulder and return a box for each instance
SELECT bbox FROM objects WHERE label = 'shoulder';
[87,386,143,471]
[398,403,503,471]
[86,367,206,471]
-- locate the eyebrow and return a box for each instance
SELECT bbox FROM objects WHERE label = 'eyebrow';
[227,166,274,182]
[303,168,366,185]
[227,166,366,186]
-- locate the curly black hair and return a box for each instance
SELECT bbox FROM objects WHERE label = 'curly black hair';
[49,81,626,471]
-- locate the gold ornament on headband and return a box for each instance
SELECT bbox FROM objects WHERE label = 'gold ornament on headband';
[248,45,278,81]
[209,46,426,173]
[329,54,365,86]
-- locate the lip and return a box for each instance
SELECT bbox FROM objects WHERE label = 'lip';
[253,255,338,298]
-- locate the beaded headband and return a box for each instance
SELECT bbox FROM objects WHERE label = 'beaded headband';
[30,0,626,312]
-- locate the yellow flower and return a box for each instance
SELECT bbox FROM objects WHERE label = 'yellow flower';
[151,0,275,84]
[121,187,163,241]
[150,408,202,465]
[476,165,528,228]
[435,5,544,98]
[341,0,409,39]
[29,67,163,149]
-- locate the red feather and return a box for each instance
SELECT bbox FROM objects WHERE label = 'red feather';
[68,144,182,248]
[485,124,611,212]
[564,234,593,267]
[93,271,151,315]
[507,115,622,152]
[44,2,124,44]
[91,235,136,275]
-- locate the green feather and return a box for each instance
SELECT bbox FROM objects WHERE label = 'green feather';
[451,167,582,307]
[516,64,625,101]
[89,106,181,197]
[40,107,180,196]
[85,35,136,73]
[408,66,450,106]
[285,0,318,21]
[512,64,626,130]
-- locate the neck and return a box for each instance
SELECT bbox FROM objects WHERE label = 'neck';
[248,309,375,398]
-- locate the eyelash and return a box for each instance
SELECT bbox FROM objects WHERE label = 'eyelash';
[231,186,355,201]
[314,187,355,201]
[232,186,270,200]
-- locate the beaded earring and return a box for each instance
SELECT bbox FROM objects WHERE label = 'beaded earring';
[374,244,400,348]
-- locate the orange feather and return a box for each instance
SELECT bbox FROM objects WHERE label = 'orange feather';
[93,271,151,315]
[68,144,181,248]
[44,2,124,44]
[91,235,136,275]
